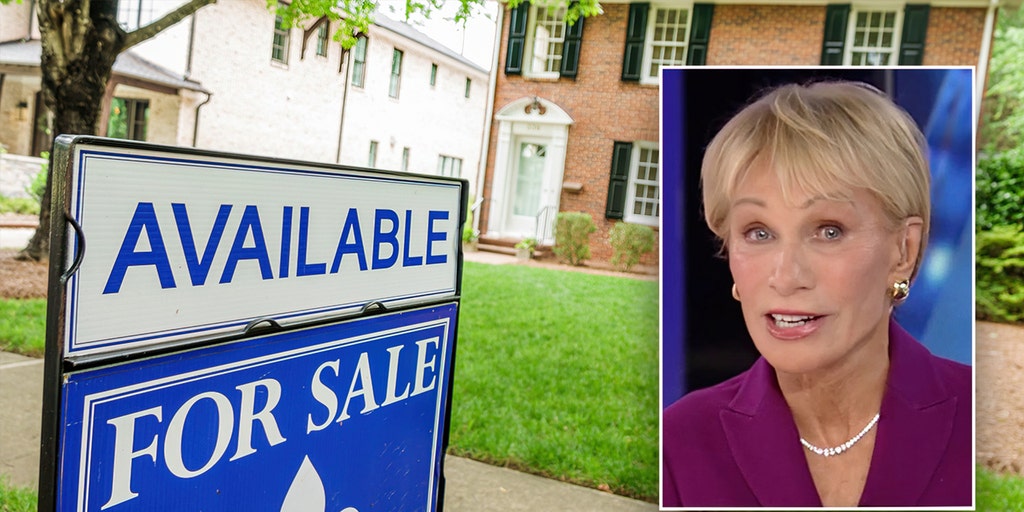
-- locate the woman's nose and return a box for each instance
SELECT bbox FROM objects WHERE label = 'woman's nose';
[768,241,813,295]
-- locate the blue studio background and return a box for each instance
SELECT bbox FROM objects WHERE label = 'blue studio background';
[661,68,974,408]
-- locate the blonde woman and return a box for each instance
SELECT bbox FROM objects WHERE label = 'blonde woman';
[661,81,971,507]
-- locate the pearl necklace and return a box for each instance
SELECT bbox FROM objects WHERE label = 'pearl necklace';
[799,413,880,457]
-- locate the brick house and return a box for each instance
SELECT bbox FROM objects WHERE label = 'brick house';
[477,0,995,263]
[0,0,489,190]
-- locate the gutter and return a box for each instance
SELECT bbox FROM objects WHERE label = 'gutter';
[976,0,999,134]
[473,4,503,236]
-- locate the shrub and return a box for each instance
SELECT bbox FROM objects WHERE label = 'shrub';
[977,225,1024,322]
[609,222,655,271]
[0,196,40,215]
[553,212,595,266]
[977,148,1024,231]
[27,151,48,203]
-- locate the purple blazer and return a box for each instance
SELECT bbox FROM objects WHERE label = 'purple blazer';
[662,321,972,507]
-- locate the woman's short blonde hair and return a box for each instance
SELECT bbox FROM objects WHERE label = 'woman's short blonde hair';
[701,80,931,279]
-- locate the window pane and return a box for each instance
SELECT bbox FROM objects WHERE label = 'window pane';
[530,7,565,74]
[846,9,898,67]
[646,8,689,80]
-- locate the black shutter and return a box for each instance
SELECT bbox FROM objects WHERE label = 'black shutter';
[505,2,530,75]
[686,4,714,65]
[560,15,585,78]
[898,5,930,65]
[606,142,633,219]
[622,3,649,81]
[820,4,850,65]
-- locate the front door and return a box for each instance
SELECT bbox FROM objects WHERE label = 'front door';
[506,140,547,236]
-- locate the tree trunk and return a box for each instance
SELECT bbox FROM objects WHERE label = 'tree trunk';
[19,0,124,261]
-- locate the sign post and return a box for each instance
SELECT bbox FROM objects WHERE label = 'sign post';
[38,136,467,511]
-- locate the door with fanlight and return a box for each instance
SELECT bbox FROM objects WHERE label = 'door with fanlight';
[506,139,548,236]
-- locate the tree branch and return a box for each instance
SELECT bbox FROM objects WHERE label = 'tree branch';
[123,0,217,50]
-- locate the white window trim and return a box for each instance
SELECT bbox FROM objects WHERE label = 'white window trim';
[842,5,904,66]
[640,4,694,86]
[523,5,566,80]
[623,141,660,227]
[271,16,291,66]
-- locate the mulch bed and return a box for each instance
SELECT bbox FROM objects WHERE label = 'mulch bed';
[0,249,48,299]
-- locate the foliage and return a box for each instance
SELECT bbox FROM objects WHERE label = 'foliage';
[982,7,1024,152]
[0,196,39,215]
[514,237,537,253]
[451,262,659,500]
[978,466,1024,511]
[977,148,1024,231]
[609,222,655,271]
[0,476,36,512]
[553,212,596,266]
[28,152,48,203]
[462,195,477,243]
[507,0,603,25]
[977,225,1024,323]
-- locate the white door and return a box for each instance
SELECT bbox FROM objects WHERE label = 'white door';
[506,140,547,236]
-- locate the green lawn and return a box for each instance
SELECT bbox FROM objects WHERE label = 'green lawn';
[0,299,45,357]
[0,477,35,512]
[0,262,660,501]
[979,466,1024,510]
[449,262,660,500]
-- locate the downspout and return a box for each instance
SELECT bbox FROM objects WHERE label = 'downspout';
[26,0,35,39]
[185,11,198,78]
[192,91,212,147]
[976,0,999,136]
[336,48,353,163]
[474,5,504,236]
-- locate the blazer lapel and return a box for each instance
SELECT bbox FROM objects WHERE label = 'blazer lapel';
[719,358,822,507]
[860,321,957,506]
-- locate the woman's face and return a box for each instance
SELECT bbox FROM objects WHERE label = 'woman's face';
[726,165,921,376]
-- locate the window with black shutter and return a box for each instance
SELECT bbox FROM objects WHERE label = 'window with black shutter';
[606,142,633,220]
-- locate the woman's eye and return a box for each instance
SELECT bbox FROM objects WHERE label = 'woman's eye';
[744,227,772,242]
[819,225,843,240]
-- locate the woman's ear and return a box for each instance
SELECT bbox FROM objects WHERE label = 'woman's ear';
[893,216,924,278]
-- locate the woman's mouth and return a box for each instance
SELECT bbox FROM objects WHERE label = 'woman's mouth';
[764,312,825,339]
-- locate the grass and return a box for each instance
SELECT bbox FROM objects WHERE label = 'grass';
[0,299,46,357]
[979,466,1024,510]
[449,262,660,501]
[0,477,35,512]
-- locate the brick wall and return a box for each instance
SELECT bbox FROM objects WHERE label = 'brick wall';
[483,3,661,264]
[924,7,987,66]
[708,5,825,65]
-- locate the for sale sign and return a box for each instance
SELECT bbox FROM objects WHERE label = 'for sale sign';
[59,303,457,512]
[39,137,467,512]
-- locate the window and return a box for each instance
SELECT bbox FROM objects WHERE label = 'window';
[605,141,659,226]
[504,3,584,79]
[316,23,329,57]
[430,63,438,86]
[621,3,714,83]
[368,141,378,167]
[437,155,462,178]
[402,147,410,171]
[272,16,290,64]
[642,7,691,82]
[465,78,472,98]
[846,9,900,65]
[117,0,154,30]
[352,36,367,87]
[528,6,567,77]
[820,5,929,65]
[626,142,660,225]
[107,98,149,141]
[389,49,404,98]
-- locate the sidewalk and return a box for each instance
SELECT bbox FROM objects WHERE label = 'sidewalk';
[0,350,656,511]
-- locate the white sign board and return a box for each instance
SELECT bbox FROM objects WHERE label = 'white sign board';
[62,143,463,358]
